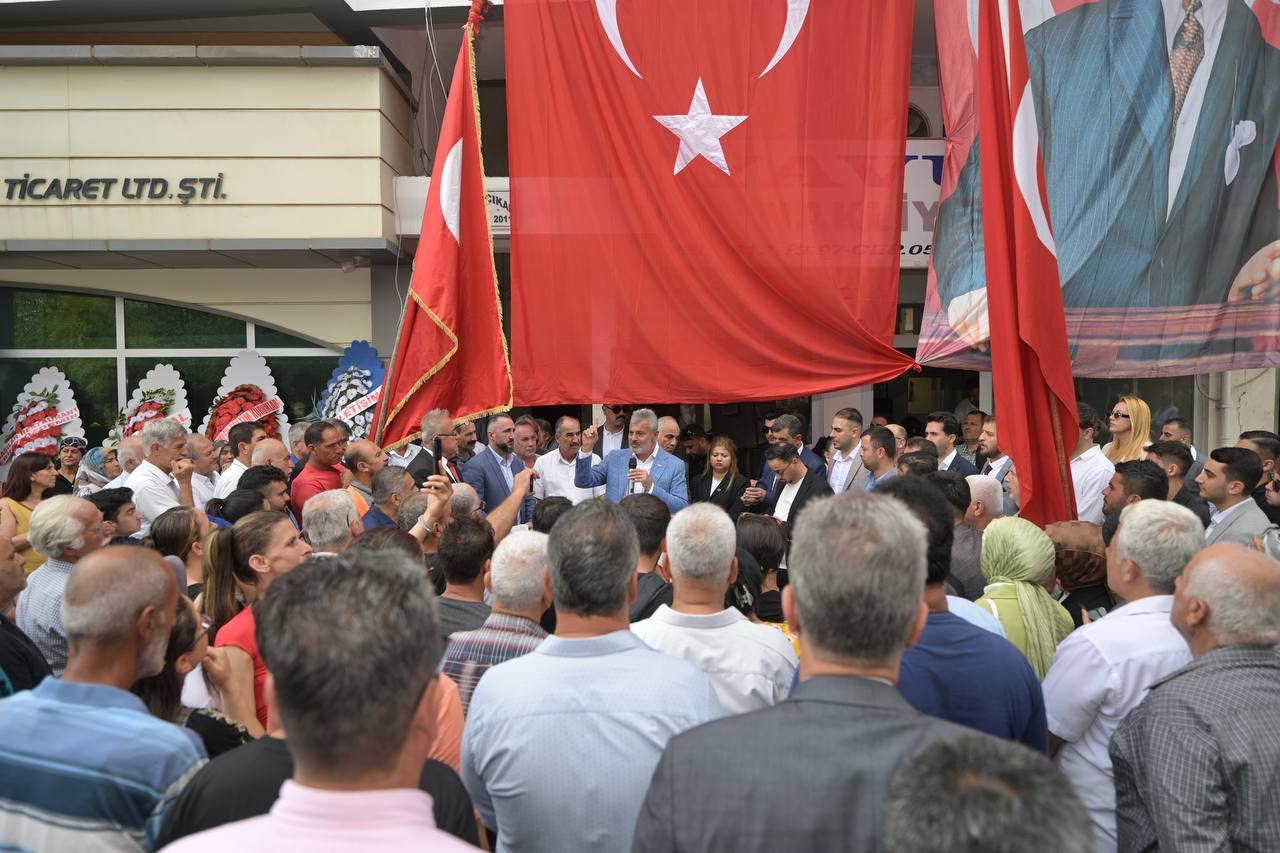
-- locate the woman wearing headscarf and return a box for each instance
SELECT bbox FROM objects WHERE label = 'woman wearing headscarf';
[1045,520,1114,628]
[976,516,1075,679]
[73,446,113,497]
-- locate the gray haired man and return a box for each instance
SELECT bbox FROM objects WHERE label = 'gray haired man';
[301,489,363,555]
[631,491,983,853]
[126,418,194,536]
[1111,543,1280,852]
[15,495,106,674]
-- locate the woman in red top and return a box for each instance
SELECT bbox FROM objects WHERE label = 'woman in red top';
[204,511,312,730]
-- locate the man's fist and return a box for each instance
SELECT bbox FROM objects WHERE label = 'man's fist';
[171,457,194,482]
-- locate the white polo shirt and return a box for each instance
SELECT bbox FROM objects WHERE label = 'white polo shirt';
[124,459,181,537]
[1070,445,1115,525]
[212,458,247,500]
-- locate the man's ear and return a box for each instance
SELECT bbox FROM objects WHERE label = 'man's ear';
[782,585,801,634]
[483,571,493,594]
[726,556,739,586]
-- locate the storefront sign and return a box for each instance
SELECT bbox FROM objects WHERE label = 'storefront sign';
[2,174,227,204]
[901,139,945,269]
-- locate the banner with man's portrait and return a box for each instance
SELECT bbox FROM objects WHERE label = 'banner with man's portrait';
[918,0,1280,377]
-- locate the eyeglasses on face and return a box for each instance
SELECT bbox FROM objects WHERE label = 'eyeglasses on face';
[1109,412,1130,419]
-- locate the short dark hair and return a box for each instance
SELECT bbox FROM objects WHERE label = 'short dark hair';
[865,426,897,460]
[770,413,805,440]
[238,464,287,494]
[437,515,496,585]
[899,452,940,476]
[532,496,573,533]
[761,408,787,423]
[1076,401,1106,439]
[926,470,971,516]
[255,551,441,777]
[926,411,962,440]
[206,488,269,524]
[1239,430,1280,463]
[1211,446,1264,489]
[966,409,989,422]
[227,422,262,457]
[764,443,799,465]
[885,735,1091,853]
[904,437,938,457]
[833,407,864,429]
[85,487,134,525]
[547,500,638,617]
[735,514,787,573]
[1163,417,1191,435]
[1146,440,1193,477]
[304,420,336,448]
[876,476,954,586]
[618,493,670,556]
[1113,460,1169,502]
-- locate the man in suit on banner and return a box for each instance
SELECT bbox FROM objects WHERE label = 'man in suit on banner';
[935,0,1280,342]
[578,408,688,513]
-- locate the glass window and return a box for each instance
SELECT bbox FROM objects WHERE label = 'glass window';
[0,287,116,349]
[255,325,320,349]
[124,299,245,349]
[0,358,117,446]
[126,357,230,434]
[271,356,341,423]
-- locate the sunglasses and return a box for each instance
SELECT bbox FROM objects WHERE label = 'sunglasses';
[604,405,632,414]
[1108,412,1130,419]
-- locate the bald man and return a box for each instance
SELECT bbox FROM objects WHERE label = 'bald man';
[886,424,908,456]
[0,547,205,849]
[105,435,144,490]
[251,438,293,478]
[341,439,388,517]
[657,416,681,455]
[1111,545,1280,853]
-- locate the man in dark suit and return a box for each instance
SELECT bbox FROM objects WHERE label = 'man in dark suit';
[462,414,518,516]
[926,412,979,477]
[398,409,464,488]
[742,413,828,514]
[631,489,982,853]
[759,444,833,538]
[934,0,1280,341]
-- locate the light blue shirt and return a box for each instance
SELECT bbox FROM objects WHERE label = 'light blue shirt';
[947,595,1008,638]
[461,629,722,853]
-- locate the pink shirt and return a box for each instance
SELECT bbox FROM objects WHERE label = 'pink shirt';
[162,780,477,852]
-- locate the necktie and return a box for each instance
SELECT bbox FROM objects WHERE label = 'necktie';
[1169,0,1204,127]
[982,461,993,476]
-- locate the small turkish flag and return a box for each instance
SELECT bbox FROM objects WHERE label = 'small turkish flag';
[505,0,917,404]
[375,5,512,450]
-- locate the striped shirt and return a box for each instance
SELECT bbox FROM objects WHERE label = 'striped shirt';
[441,612,547,715]
[0,678,206,851]
[14,558,74,676]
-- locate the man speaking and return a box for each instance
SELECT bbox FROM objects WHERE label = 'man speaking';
[578,408,687,513]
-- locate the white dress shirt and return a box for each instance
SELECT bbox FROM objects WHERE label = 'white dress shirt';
[827,448,866,495]
[191,472,217,511]
[1070,445,1115,525]
[939,449,959,471]
[773,478,802,522]
[1162,0,1227,218]
[1042,595,1192,853]
[212,458,247,500]
[103,469,132,491]
[631,605,798,714]
[982,454,1012,480]
[599,426,625,457]
[124,459,182,537]
[386,443,422,469]
[534,449,604,504]
[631,447,657,495]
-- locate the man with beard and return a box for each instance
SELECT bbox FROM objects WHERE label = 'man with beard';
[0,546,205,850]
[463,414,522,519]
[578,408,688,513]
[535,416,604,505]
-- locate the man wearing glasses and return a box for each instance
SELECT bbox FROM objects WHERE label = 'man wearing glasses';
[596,404,632,457]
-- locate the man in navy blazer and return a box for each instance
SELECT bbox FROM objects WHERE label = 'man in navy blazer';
[462,414,519,515]
[577,408,688,513]
[746,413,828,513]
[927,412,980,477]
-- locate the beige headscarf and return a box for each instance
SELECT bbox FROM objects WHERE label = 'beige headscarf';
[982,517,1071,677]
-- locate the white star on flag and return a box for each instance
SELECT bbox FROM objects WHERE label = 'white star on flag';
[653,78,747,176]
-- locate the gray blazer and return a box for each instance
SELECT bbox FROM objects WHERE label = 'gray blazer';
[631,676,978,853]
[1205,500,1272,547]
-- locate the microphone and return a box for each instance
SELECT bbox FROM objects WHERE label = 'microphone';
[628,455,638,493]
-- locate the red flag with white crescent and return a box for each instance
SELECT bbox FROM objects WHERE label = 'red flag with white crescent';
[978,0,1078,526]
[374,5,512,450]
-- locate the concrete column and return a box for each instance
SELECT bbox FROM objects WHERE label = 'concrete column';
[811,385,876,438]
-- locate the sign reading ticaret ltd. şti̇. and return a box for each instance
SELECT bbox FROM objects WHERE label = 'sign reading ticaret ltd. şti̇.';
[3,173,227,205]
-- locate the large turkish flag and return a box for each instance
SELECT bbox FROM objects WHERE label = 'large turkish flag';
[506,0,917,404]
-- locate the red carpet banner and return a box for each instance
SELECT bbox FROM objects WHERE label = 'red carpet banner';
[505,0,917,404]
[374,9,512,451]
[920,0,1280,378]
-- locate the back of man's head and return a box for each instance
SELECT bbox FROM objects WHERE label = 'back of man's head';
[302,489,359,552]
[964,474,1003,520]
[885,734,1092,853]
[532,496,573,533]
[547,500,638,617]
[116,435,144,471]
[789,492,926,664]
[903,437,939,457]
[898,451,939,477]
[666,503,736,588]
[372,466,409,506]
[437,515,496,585]
[239,464,287,494]
[448,483,481,519]
[877,477,955,586]
[1114,459,1169,502]
[925,471,971,518]
[398,492,431,532]
[1182,544,1280,647]
[255,551,441,778]
[1146,440,1193,477]
[251,438,288,467]
[86,487,134,526]
[1113,500,1203,594]
[489,529,549,613]
[62,546,174,676]
[29,494,91,558]
[618,493,670,557]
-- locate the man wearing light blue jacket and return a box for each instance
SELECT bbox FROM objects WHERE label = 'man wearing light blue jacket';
[577,408,688,513]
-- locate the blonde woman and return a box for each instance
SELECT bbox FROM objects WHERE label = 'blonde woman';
[1102,396,1151,463]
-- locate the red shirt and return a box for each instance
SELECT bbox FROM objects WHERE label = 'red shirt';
[290,463,343,518]
[214,605,268,728]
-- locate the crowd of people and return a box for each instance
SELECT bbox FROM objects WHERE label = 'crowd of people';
[0,395,1279,852]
